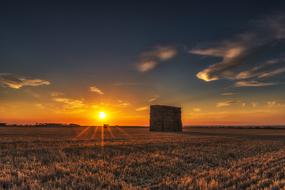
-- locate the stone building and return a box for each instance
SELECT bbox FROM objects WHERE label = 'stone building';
[150,105,182,132]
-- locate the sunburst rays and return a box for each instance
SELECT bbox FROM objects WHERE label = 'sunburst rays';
[113,126,130,138]
[91,126,99,139]
[106,126,115,138]
[73,125,131,149]
[73,127,90,140]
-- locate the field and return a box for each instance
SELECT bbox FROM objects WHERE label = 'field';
[0,126,285,190]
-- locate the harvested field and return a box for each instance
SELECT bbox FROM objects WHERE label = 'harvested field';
[0,127,285,189]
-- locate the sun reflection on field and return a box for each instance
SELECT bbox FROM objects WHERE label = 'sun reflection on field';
[73,123,132,150]
[101,126,104,148]
[91,126,99,139]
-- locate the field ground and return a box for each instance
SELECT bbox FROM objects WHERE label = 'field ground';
[0,126,285,189]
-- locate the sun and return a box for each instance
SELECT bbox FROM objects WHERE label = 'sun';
[98,111,107,120]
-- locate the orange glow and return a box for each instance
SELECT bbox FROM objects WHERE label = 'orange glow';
[1,96,285,126]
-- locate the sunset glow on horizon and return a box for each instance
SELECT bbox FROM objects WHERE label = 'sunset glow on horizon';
[1,1,285,126]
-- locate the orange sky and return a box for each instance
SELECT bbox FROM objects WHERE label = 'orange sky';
[1,91,285,126]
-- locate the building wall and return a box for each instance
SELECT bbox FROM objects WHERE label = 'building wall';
[150,105,182,132]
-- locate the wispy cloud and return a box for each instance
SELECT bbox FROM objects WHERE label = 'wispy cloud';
[190,46,244,60]
[216,100,237,108]
[53,98,85,108]
[267,101,277,107]
[235,59,285,80]
[138,60,158,72]
[258,67,285,79]
[53,97,87,113]
[141,46,177,61]
[235,80,276,87]
[90,86,104,95]
[135,106,148,111]
[251,102,258,107]
[35,103,45,109]
[116,100,130,108]
[191,44,246,82]
[221,92,237,96]
[50,91,64,97]
[193,108,201,112]
[148,95,159,102]
[0,73,50,89]
[267,100,285,108]
[137,46,177,72]
[190,14,285,87]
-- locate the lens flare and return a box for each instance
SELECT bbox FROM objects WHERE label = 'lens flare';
[99,111,106,120]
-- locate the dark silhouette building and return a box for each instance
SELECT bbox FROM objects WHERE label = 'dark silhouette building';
[150,105,182,132]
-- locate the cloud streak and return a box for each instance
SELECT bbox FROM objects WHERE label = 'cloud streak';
[190,14,285,87]
[137,46,177,72]
[148,95,159,102]
[135,106,148,111]
[235,80,277,87]
[221,92,237,96]
[0,73,50,89]
[90,86,104,95]
[117,100,130,108]
[216,100,237,108]
[53,97,87,113]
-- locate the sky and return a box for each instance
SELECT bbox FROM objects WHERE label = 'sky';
[0,0,285,126]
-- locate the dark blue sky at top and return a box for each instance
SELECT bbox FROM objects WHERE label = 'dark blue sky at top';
[1,0,285,106]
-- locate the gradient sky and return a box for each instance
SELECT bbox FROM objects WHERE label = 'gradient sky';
[1,0,285,125]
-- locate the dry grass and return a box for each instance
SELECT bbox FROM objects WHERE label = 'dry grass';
[0,127,285,189]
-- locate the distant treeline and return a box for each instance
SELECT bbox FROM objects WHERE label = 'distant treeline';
[1,123,284,129]
[0,123,148,128]
[0,123,81,128]
[187,125,285,129]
